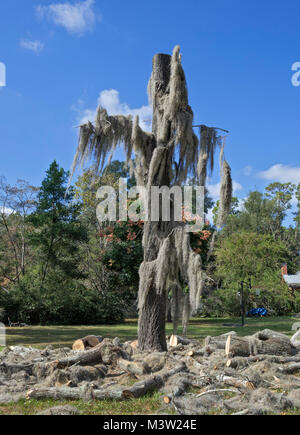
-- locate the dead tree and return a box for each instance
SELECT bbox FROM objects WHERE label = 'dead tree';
[71,46,232,352]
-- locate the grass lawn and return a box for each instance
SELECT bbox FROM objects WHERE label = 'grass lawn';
[3,315,298,349]
[0,394,164,415]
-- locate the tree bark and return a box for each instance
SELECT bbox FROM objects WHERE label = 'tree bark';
[117,358,149,377]
[138,53,172,352]
[49,339,123,369]
[172,289,179,335]
[138,288,168,351]
[182,293,191,337]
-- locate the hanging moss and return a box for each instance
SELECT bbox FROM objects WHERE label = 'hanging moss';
[71,45,233,335]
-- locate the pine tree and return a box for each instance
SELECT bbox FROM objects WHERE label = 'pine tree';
[30,161,87,290]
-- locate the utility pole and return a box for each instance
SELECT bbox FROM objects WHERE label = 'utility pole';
[240,281,245,327]
[240,278,251,327]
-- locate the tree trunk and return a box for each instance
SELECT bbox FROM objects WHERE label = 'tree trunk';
[138,53,172,352]
[138,286,168,351]
[182,293,191,337]
[166,297,172,323]
[172,286,181,335]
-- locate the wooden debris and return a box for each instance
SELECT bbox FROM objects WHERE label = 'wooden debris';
[130,340,139,350]
[72,335,103,351]
[169,335,191,348]
[216,374,255,390]
[225,335,231,357]
[117,358,149,377]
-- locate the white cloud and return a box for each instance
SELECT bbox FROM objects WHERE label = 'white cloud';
[0,207,13,215]
[75,89,152,131]
[36,0,96,35]
[207,180,243,200]
[258,164,300,184]
[243,165,253,176]
[20,39,44,54]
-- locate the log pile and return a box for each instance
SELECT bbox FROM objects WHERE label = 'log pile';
[1,329,300,415]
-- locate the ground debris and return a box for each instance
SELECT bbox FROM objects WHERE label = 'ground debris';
[0,330,300,415]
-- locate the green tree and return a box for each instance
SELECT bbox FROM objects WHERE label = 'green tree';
[0,177,38,286]
[215,231,296,287]
[263,182,295,239]
[29,161,87,289]
[294,183,300,244]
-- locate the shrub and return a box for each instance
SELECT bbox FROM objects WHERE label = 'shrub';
[0,270,125,325]
[201,271,298,317]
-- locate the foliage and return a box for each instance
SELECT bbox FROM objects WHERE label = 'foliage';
[0,177,38,285]
[1,160,299,325]
[202,271,299,317]
[0,268,124,325]
[0,161,127,325]
[29,161,88,287]
[75,161,142,304]
[98,219,143,296]
[215,231,297,285]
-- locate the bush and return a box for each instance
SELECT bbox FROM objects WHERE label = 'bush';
[0,270,125,325]
[201,271,298,317]
[200,288,242,317]
[0,307,5,322]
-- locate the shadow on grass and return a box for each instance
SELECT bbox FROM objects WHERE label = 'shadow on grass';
[4,316,296,348]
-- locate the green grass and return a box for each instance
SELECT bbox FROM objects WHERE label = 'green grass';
[0,393,163,415]
[3,315,298,349]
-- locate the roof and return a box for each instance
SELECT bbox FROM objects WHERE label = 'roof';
[283,272,300,288]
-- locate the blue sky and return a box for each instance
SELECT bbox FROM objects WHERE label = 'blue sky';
[0,0,300,213]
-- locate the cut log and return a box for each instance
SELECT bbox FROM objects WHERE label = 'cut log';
[0,362,34,376]
[163,375,192,400]
[121,362,187,399]
[216,374,255,390]
[122,376,164,399]
[72,335,103,351]
[117,359,149,377]
[205,332,237,350]
[143,352,167,373]
[185,356,204,374]
[50,339,123,369]
[27,364,186,403]
[225,335,231,357]
[253,329,291,341]
[169,335,191,347]
[130,340,139,350]
[99,339,124,365]
[291,329,300,348]
[72,340,85,351]
[277,362,300,375]
[27,386,93,401]
[160,362,187,382]
[27,385,125,401]
[226,354,300,370]
[214,330,295,358]
[163,395,171,404]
